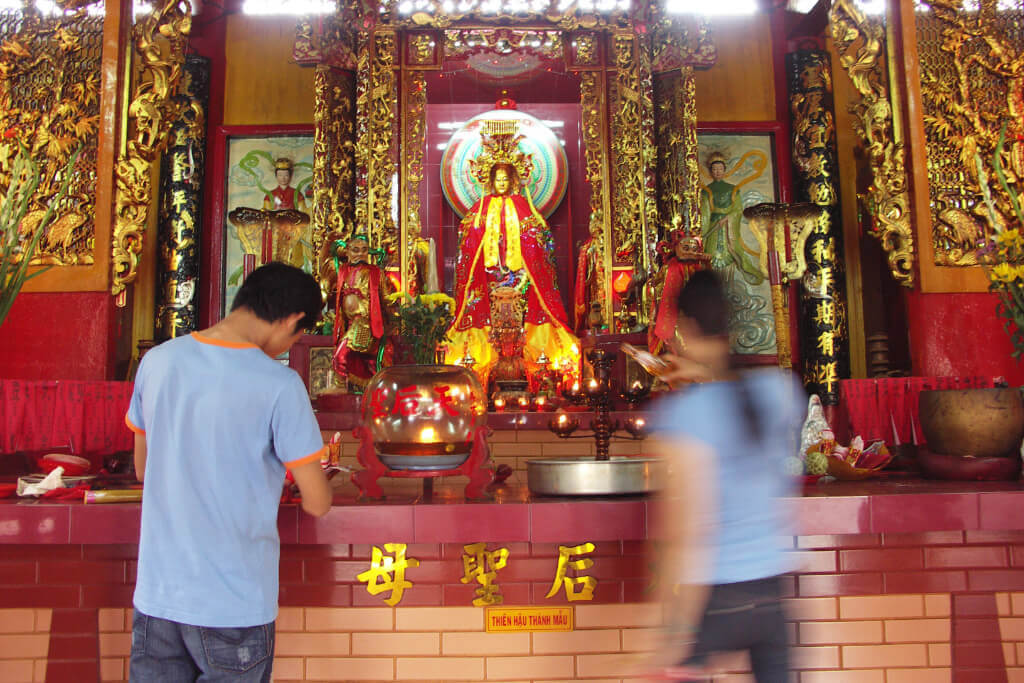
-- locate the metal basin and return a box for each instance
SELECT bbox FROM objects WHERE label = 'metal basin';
[526,456,662,496]
[919,388,1024,457]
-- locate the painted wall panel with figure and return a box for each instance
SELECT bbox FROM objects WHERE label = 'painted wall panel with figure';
[697,132,778,356]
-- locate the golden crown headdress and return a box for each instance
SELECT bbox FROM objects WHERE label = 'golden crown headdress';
[704,151,728,172]
[274,157,294,171]
[469,119,534,191]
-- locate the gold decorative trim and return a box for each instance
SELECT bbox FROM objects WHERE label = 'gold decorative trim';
[112,0,192,301]
[357,0,633,30]
[829,0,914,287]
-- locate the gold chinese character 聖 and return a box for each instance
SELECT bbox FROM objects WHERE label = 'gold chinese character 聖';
[356,543,420,606]
[460,542,509,606]
[545,542,597,602]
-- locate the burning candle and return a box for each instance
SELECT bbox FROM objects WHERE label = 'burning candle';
[518,396,530,410]
[493,397,505,412]
[535,395,547,411]
[418,426,439,442]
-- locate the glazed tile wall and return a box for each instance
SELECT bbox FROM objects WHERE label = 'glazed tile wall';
[6,531,1024,680]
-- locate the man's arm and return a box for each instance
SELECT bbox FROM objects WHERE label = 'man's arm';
[133,432,148,483]
[289,460,332,517]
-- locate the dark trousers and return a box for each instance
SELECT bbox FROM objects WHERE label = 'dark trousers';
[129,610,275,682]
[681,575,789,683]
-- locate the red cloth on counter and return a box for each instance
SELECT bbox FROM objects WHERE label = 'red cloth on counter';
[0,380,133,457]
[838,376,993,445]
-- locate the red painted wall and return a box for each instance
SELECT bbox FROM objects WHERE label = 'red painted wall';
[0,292,123,381]
[907,290,1024,387]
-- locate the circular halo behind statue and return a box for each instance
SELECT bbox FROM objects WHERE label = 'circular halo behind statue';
[441,106,568,219]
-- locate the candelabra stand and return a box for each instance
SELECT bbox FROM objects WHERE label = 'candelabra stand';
[546,348,647,461]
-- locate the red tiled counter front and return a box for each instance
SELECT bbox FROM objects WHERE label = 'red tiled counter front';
[4,482,1024,681]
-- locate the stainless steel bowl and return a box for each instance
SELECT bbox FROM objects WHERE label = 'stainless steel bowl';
[526,456,662,496]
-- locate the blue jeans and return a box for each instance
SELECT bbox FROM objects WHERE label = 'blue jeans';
[129,610,275,682]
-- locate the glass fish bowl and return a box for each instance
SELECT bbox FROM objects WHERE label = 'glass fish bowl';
[362,364,487,470]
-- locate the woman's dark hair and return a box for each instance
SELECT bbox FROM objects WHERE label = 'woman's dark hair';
[676,269,763,441]
[231,262,323,333]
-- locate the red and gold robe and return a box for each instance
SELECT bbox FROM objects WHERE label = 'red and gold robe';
[333,262,391,390]
[444,193,579,384]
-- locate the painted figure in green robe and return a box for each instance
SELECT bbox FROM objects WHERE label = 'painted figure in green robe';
[699,152,765,285]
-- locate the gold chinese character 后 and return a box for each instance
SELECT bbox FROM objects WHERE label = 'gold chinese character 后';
[460,542,509,607]
[356,543,420,606]
[545,542,597,602]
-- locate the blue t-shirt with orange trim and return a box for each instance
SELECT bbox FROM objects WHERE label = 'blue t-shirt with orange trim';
[126,332,324,627]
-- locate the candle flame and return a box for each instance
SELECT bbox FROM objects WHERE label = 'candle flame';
[419,426,438,442]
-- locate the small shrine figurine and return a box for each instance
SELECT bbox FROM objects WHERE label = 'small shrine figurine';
[332,234,394,393]
[647,230,711,354]
[263,157,308,212]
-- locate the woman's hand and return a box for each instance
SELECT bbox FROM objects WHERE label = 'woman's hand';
[658,353,715,388]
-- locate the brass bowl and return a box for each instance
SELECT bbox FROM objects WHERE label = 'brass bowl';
[919,388,1024,458]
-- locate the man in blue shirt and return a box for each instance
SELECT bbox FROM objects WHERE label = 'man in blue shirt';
[126,262,332,682]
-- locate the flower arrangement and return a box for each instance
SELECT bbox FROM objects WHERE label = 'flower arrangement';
[0,142,78,329]
[979,124,1024,358]
[385,291,456,365]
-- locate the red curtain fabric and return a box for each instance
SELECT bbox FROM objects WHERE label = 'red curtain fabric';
[0,380,133,457]
[838,376,994,445]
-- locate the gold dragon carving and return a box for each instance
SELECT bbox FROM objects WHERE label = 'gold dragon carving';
[581,70,611,328]
[829,0,914,286]
[354,29,398,263]
[402,70,426,291]
[611,32,643,267]
[112,0,192,301]
[0,7,102,267]
[362,0,632,30]
[312,65,356,293]
[918,0,1024,266]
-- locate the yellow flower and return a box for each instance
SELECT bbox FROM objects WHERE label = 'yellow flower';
[385,291,412,305]
[997,228,1023,248]
[991,262,1016,283]
[420,292,455,309]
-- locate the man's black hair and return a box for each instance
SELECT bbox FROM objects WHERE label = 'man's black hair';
[231,262,323,333]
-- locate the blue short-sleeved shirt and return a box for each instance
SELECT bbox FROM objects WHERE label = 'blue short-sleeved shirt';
[653,370,806,585]
[126,332,324,627]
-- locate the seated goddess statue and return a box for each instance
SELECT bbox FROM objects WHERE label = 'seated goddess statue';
[444,137,579,389]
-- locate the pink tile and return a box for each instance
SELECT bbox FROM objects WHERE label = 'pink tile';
[871,494,978,533]
[70,505,139,544]
[979,492,1024,531]
[0,504,71,543]
[414,504,529,543]
[530,501,645,542]
[883,570,967,593]
[279,583,351,607]
[298,504,414,543]
[797,572,883,597]
[790,497,871,535]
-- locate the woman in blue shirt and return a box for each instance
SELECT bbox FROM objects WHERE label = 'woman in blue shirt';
[650,270,805,682]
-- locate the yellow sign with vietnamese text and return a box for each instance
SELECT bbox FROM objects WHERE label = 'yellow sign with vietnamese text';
[485,606,574,632]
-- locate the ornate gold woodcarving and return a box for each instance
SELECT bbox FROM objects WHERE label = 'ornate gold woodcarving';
[649,14,717,72]
[829,0,914,287]
[112,0,192,300]
[916,0,1024,266]
[313,65,356,290]
[444,28,563,60]
[368,0,633,30]
[654,67,700,239]
[639,33,657,278]
[611,32,643,267]
[580,70,611,328]
[402,70,426,291]
[575,33,597,65]
[354,30,398,262]
[0,8,102,267]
